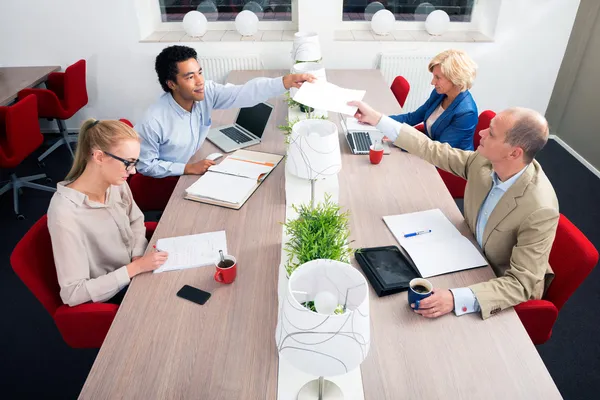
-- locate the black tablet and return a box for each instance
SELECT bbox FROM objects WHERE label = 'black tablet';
[355,245,421,297]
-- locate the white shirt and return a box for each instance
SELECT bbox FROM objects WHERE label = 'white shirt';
[426,104,445,135]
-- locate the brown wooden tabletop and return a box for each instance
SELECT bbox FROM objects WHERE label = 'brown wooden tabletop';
[0,66,60,106]
[79,69,561,400]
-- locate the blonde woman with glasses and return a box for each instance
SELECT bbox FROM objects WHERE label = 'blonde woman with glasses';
[47,119,168,307]
[391,49,479,150]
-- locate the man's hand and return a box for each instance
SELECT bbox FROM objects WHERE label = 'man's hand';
[411,288,455,319]
[347,100,383,126]
[184,159,215,175]
[283,73,316,90]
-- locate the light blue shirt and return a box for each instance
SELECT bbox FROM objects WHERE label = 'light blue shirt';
[135,77,286,178]
[375,116,529,316]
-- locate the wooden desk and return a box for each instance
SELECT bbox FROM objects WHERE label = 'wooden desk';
[80,70,561,399]
[0,66,60,106]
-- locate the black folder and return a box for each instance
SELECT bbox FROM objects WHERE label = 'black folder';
[355,245,421,297]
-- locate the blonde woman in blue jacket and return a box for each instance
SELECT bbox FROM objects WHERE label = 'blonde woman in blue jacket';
[391,49,478,150]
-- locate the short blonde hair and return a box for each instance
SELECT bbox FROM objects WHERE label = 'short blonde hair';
[66,119,140,181]
[428,49,478,92]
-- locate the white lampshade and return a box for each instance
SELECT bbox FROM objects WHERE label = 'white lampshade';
[183,11,208,37]
[235,10,259,36]
[290,62,326,98]
[371,9,395,36]
[276,259,370,377]
[425,10,450,36]
[292,32,322,63]
[286,119,341,181]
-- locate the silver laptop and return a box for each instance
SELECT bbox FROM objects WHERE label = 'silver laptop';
[341,118,390,155]
[207,102,273,153]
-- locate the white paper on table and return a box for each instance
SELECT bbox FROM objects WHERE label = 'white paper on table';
[383,208,487,278]
[185,172,256,204]
[154,230,228,273]
[208,157,272,179]
[292,81,365,116]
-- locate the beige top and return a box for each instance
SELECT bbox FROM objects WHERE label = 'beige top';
[47,181,148,306]
[426,103,445,134]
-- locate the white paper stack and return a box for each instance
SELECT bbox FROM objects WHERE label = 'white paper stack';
[383,209,487,278]
[153,231,228,273]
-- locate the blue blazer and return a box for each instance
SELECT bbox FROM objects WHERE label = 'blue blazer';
[391,89,478,150]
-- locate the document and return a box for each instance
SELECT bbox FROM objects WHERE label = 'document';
[154,231,228,273]
[186,172,257,204]
[292,81,366,116]
[208,157,273,179]
[383,209,487,278]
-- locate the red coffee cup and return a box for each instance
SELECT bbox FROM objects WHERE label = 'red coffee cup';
[369,144,384,164]
[214,255,237,284]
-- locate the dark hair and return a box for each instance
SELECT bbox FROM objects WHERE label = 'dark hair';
[155,45,198,93]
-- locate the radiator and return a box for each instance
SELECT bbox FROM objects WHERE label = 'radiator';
[378,53,435,112]
[198,56,263,84]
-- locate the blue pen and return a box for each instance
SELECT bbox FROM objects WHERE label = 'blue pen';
[404,229,432,238]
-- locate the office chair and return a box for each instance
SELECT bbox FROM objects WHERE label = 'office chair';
[0,94,56,220]
[10,216,158,348]
[515,214,598,344]
[18,59,88,162]
[390,76,410,108]
[120,118,179,212]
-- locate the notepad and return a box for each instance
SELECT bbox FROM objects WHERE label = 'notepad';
[184,149,284,209]
[292,81,366,116]
[383,209,487,278]
[153,231,228,273]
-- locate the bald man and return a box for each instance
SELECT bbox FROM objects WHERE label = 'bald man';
[349,101,559,319]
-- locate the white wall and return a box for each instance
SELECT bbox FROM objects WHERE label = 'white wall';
[0,0,579,131]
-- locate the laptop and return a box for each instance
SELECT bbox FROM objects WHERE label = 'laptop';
[207,102,273,153]
[341,118,390,155]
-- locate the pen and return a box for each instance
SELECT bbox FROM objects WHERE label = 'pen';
[404,229,432,238]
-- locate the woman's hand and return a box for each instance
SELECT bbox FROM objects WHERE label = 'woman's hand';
[127,250,169,278]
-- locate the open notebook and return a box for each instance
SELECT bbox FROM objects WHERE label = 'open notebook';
[153,231,227,273]
[383,209,487,278]
[185,149,283,209]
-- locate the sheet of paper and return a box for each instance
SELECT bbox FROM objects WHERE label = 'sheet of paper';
[383,209,487,277]
[154,230,227,273]
[208,157,272,179]
[292,81,365,116]
[185,172,256,204]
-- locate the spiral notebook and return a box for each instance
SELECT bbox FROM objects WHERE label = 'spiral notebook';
[184,149,283,209]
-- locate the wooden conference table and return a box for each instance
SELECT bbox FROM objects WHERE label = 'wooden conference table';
[80,70,561,399]
[0,66,60,106]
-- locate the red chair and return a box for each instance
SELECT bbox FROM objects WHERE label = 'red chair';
[390,76,410,108]
[0,95,55,219]
[120,118,179,212]
[435,110,496,198]
[18,59,88,162]
[10,216,157,349]
[515,214,598,344]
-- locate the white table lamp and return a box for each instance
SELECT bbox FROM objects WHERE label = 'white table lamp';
[286,119,341,207]
[292,32,322,63]
[235,10,259,36]
[276,259,370,399]
[182,11,208,37]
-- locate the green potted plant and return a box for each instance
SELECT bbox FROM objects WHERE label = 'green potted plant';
[283,195,353,277]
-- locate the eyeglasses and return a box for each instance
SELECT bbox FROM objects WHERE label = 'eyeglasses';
[103,151,139,172]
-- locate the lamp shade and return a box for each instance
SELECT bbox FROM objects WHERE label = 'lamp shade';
[276,259,370,377]
[292,32,322,63]
[183,11,208,37]
[290,62,326,98]
[235,10,259,36]
[371,9,395,36]
[286,119,341,181]
[425,10,450,35]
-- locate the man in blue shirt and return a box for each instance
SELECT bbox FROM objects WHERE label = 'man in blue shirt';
[349,100,559,319]
[135,45,314,178]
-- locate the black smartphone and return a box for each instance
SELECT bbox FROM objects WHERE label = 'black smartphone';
[177,285,211,305]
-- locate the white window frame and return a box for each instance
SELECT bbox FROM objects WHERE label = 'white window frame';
[156,0,298,32]
[337,0,490,33]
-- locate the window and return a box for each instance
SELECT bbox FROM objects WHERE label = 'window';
[342,1,474,22]
[159,0,293,22]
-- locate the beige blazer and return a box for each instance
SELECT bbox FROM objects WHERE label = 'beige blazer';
[392,121,559,319]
